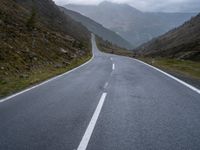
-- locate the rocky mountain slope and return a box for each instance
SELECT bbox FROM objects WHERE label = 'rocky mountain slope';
[16,0,90,43]
[65,1,196,47]
[60,7,132,49]
[0,0,91,96]
[135,13,200,61]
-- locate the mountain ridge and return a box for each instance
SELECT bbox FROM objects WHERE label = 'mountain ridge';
[135,13,200,61]
[64,1,196,47]
[59,6,132,49]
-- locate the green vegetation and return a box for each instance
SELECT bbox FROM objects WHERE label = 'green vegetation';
[139,57,200,80]
[26,7,36,30]
[96,36,135,57]
[0,55,91,98]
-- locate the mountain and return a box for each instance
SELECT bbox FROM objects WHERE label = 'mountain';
[16,0,90,43]
[135,13,200,61]
[0,0,91,96]
[59,7,132,49]
[64,1,196,47]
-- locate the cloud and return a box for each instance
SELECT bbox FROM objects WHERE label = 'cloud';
[53,0,200,12]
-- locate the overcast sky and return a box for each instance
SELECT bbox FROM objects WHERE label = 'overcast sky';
[53,0,200,12]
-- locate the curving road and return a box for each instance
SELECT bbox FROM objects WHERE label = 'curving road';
[0,35,200,150]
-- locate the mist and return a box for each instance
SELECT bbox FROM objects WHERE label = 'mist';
[54,0,200,12]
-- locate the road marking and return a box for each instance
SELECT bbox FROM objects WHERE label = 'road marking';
[134,59,200,95]
[104,82,109,89]
[77,93,107,150]
[112,63,115,70]
[110,57,113,61]
[0,48,95,103]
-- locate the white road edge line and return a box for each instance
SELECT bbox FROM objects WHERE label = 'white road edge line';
[112,63,115,70]
[0,55,94,103]
[77,93,107,150]
[134,59,200,95]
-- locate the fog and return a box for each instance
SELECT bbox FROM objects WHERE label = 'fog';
[53,0,200,12]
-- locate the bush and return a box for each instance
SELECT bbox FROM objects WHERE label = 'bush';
[26,7,36,30]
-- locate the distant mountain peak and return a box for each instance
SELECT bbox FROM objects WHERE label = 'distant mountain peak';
[99,1,118,6]
[98,1,141,13]
[64,2,195,47]
[99,1,136,8]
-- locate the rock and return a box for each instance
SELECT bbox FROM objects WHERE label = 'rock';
[19,74,29,79]
[71,54,77,59]
[42,34,49,43]
[151,59,155,65]
[1,66,4,70]
[0,19,4,25]
[33,57,38,61]
[32,39,36,49]
[28,51,37,59]
[62,61,70,66]
[54,64,63,68]
[60,48,68,54]
[16,51,21,54]
[8,44,13,49]
[25,47,30,52]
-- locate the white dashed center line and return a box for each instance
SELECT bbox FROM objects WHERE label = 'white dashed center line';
[77,93,107,150]
[112,63,115,70]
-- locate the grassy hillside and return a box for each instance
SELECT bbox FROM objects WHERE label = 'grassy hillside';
[16,0,90,44]
[0,0,91,97]
[96,36,134,57]
[136,13,200,61]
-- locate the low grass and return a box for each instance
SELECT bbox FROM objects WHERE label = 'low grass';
[139,57,200,80]
[0,55,91,98]
[95,36,135,57]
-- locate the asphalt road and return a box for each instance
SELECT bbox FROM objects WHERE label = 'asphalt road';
[0,35,200,150]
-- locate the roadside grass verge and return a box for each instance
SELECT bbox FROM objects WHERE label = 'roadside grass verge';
[0,55,91,98]
[96,35,200,86]
[95,36,200,81]
[138,57,200,80]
